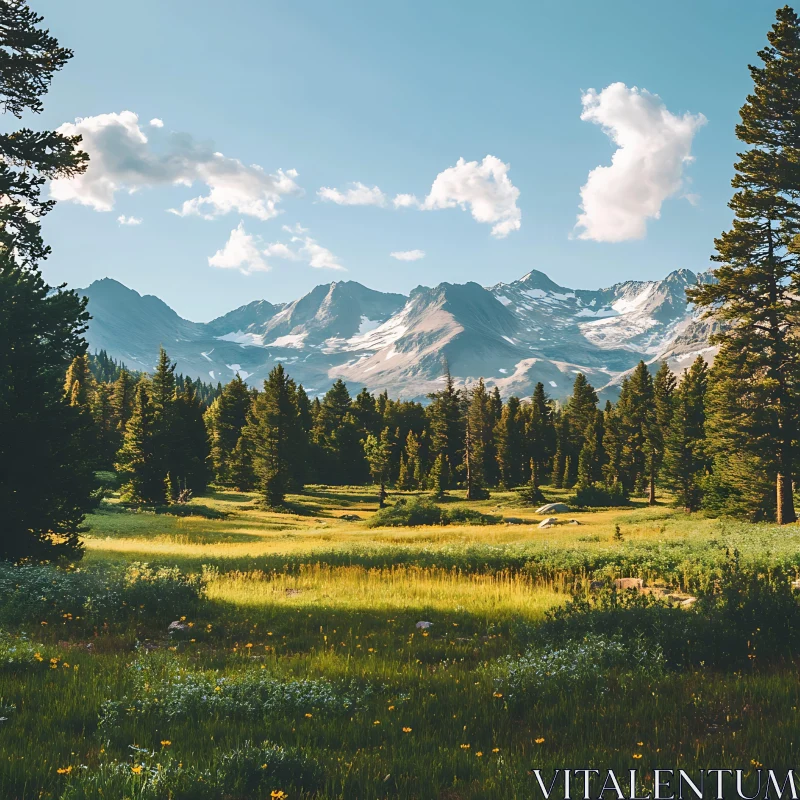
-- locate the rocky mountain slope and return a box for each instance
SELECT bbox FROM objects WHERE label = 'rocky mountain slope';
[79,268,716,401]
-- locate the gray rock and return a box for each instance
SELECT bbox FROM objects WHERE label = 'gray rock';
[536,503,571,514]
[415,621,432,630]
[680,597,698,608]
[167,620,190,636]
[568,519,581,525]
[538,517,558,529]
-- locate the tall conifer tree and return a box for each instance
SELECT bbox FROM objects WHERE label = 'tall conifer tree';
[688,7,800,523]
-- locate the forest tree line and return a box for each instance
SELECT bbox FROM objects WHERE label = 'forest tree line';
[66,343,775,522]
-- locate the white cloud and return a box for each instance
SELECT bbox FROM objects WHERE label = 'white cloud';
[575,82,706,242]
[317,182,386,206]
[392,193,420,209]
[390,249,425,261]
[210,222,344,275]
[50,111,300,221]
[208,222,269,274]
[291,234,345,271]
[421,155,521,238]
[117,214,142,226]
[149,118,164,128]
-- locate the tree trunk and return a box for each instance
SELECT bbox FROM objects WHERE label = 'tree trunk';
[648,463,656,506]
[777,473,796,525]
[379,480,387,509]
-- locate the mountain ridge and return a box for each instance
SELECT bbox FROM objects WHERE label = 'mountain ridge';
[79,267,716,401]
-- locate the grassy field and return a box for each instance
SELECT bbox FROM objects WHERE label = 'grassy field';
[2,485,800,799]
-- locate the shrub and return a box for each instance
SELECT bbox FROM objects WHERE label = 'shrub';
[0,562,204,629]
[100,651,375,725]
[60,741,321,800]
[490,633,663,706]
[367,497,501,527]
[517,484,547,505]
[574,483,629,508]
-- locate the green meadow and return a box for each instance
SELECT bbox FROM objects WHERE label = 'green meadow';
[2,487,800,799]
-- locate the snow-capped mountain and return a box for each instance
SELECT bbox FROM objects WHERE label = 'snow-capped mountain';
[79,268,716,401]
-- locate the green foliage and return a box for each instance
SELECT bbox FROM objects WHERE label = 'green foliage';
[688,6,800,524]
[366,496,501,528]
[59,741,321,800]
[0,257,94,560]
[0,562,203,629]
[492,634,663,706]
[573,483,629,508]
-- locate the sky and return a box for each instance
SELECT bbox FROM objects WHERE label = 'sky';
[22,0,781,321]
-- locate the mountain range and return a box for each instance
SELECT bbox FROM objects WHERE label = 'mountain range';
[79,268,719,401]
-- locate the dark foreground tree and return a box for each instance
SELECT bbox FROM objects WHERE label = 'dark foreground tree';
[0,1,88,266]
[0,259,94,559]
[0,4,90,559]
[689,6,800,523]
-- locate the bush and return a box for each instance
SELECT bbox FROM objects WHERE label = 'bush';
[0,562,204,629]
[100,651,374,724]
[574,483,629,508]
[490,633,663,706]
[60,741,321,800]
[367,497,501,528]
[539,556,800,670]
[517,484,546,505]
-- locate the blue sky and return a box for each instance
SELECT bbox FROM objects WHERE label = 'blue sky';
[29,0,777,321]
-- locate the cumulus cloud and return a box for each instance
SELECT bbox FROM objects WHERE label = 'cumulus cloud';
[291,234,345,271]
[50,111,300,221]
[117,214,142,226]
[392,193,420,209]
[210,222,344,275]
[149,118,164,128]
[575,83,706,242]
[317,182,386,206]
[208,222,270,274]
[390,249,425,261]
[421,155,521,238]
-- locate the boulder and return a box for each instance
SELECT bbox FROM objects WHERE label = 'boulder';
[568,519,582,525]
[536,503,571,514]
[339,514,360,521]
[167,620,189,636]
[613,577,644,591]
[680,597,698,608]
[415,621,432,630]
[538,517,558,529]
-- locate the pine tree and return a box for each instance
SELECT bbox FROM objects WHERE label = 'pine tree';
[91,381,118,469]
[662,357,709,512]
[111,367,135,432]
[528,382,556,486]
[205,373,252,483]
[495,396,527,488]
[602,400,626,495]
[246,364,302,507]
[169,378,210,498]
[550,412,569,489]
[313,379,368,484]
[364,427,393,507]
[430,453,449,499]
[426,365,463,488]
[64,353,93,411]
[564,373,599,484]
[397,453,411,490]
[403,431,423,490]
[0,2,88,267]
[116,380,165,505]
[0,256,94,559]
[465,380,493,496]
[576,410,606,488]
[688,7,800,523]
[616,362,656,497]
